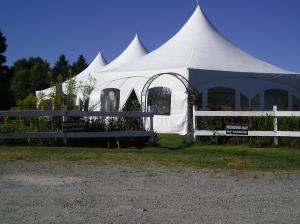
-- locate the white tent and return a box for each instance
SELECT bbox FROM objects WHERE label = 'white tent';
[38,5,300,135]
[100,34,148,72]
[88,5,300,134]
[37,34,148,100]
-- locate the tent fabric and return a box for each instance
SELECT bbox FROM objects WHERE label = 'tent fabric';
[73,52,107,81]
[100,34,149,72]
[112,6,297,75]
[89,67,189,135]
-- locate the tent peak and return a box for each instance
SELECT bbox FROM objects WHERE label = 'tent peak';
[101,34,149,72]
[94,51,108,66]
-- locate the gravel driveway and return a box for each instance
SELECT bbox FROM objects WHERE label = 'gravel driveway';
[0,163,299,224]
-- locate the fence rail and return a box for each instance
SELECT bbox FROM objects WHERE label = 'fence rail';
[194,111,300,118]
[193,106,300,144]
[0,110,154,118]
[0,107,154,143]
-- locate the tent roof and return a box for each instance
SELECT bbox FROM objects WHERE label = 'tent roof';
[75,52,107,80]
[101,34,149,72]
[113,6,297,74]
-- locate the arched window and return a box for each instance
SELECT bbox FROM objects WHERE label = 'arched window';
[264,89,288,111]
[100,88,120,112]
[123,90,141,112]
[148,87,171,115]
[208,87,235,111]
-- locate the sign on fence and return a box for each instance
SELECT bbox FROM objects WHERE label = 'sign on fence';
[62,121,86,132]
[226,124,249,135]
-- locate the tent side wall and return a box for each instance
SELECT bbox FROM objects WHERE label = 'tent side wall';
[189,69,300,111]
[88,68,189,135]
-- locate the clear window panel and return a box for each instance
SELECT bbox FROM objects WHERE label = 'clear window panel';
[100,88,120,112]
[208,87,235,111]
[148,87,172,115]
[264,89,288,111]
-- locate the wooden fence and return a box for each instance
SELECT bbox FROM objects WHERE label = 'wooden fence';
[193,105,300,144]
[0,106,154,143]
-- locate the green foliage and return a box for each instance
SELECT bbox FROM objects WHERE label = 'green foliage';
[10,57,50,101]
[51,54,70,83]
[196,116,300,147]
[123,90,141,112]
[154,134,191,149]
[0,115,147,147]
[65,78,77,110]
[0,30,7,71]
[0,144,300,171]
[14,94,37,110]
[78,74,96,111]
[0,31,15,109]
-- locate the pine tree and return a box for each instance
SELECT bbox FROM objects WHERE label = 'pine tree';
[52,54,70,83]
[71,54,88,77]
[0,31,14,109]
[0,30,7,72]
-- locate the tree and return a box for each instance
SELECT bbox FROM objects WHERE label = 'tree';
[71,54,88,77]
[65,78,77,110]
[0,30,7,72]
[0,31,14,109]
[51,54,70,83]
[78,74,96,111]
[10,57,50,102]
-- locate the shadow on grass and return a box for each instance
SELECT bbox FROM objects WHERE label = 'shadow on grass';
[153,134,194,150]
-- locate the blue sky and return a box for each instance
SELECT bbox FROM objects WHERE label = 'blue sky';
[0,0,300,72]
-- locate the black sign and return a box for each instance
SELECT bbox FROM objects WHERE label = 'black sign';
[63,121,86,132]
[226,124,249,135]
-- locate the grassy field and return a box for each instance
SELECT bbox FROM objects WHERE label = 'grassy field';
[0,134,299,171]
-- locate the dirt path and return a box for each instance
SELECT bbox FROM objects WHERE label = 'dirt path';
[0,163,299,224]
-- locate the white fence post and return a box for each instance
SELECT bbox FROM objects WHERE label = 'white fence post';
[273,105,278,146]
[193,105,197,141]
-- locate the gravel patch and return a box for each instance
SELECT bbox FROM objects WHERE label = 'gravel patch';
[0,162,299,224]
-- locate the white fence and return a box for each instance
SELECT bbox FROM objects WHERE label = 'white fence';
[0,107,154,143]
[193,106,300,144]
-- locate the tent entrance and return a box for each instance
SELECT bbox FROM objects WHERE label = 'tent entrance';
[123,89,141,111]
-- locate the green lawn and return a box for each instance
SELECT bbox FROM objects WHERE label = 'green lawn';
[0,134,299,171]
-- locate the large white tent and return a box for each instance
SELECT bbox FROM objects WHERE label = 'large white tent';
[38,5,300,135]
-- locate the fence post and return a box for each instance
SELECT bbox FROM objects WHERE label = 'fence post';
[63,105,68,145]
[193,105,197,141]
[149,113,154,143]
[273,105,278,146]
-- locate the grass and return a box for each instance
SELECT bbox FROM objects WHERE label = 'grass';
[0,134,299,171]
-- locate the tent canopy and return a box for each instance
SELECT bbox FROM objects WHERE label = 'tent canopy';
[75,52,107,80]
[101,34,149,72]
[112,6,297,75]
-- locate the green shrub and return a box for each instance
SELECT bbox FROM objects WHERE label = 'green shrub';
[196,116,300,147]
[0,115,149,147]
